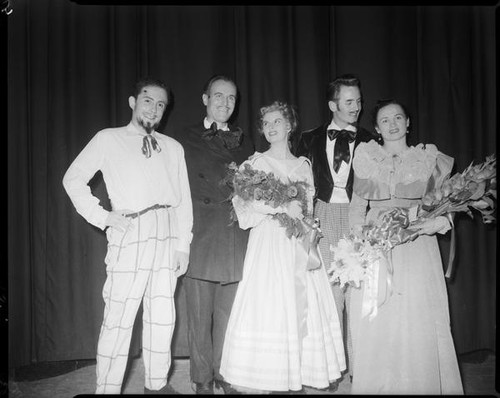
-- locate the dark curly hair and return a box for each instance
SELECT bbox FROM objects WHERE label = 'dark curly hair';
[133,76,170,103]
[371,98,410,129]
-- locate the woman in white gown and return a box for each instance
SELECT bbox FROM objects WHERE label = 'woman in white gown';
[220,101,346,393]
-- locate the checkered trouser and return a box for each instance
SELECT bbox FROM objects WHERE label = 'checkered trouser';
[95,207,178,394]
[314,200,353,376]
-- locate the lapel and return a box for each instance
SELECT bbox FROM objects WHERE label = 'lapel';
[193,121,242,162]
[197,121,225,148]
[321,123,362,201]
[314,123,334,185]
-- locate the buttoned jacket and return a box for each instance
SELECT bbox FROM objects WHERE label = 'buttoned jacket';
[172,121,254,283]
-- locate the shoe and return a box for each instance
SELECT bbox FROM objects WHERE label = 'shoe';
[214,378,241,394]
[328,380,339,392]
[144,383,180,394]
[194,380,214,394]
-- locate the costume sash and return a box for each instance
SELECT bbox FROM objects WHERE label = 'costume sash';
[293,218,323,343]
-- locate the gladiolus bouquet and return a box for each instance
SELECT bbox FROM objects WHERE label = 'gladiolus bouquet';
[419,154,496,224]
[328,154,496,287]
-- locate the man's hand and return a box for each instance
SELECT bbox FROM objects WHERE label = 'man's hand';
[105,210,134,233]
[173,250,190,277]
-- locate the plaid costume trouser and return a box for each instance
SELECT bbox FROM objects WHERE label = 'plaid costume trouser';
[95,206,178,394]
[314,200,353,376]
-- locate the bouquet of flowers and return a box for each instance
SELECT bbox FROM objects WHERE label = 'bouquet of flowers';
[224,161,313,239]
[328,154,497,288]
[419,153,497,223]
[330,234,385,288]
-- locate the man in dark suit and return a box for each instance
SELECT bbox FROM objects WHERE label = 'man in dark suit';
[172,75,254,394]
[292,74,375,389]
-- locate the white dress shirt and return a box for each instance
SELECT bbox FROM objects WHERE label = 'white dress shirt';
[62,122,193,253]
[203,117,229,131]
[325,121,357,204]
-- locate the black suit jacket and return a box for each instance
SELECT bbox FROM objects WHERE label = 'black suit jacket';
[171,121,254,283]
[292,123,375,202]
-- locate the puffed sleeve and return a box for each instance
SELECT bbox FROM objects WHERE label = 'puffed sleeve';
[352,141,392,200]
[423,147,454,195]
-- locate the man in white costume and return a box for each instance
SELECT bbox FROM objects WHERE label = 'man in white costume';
[63,77,193,394]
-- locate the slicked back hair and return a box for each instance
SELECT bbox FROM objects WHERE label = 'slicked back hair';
[326,74,361,103]
[202,74,238,96]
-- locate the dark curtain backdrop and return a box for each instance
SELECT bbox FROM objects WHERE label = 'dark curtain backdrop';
[7,3,496,368]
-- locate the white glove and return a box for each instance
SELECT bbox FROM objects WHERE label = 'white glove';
[285,200,304,220]
[413,216,452,236]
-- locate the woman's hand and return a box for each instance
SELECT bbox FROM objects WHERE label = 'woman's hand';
[285,200,304,220]
[413,216,451,236]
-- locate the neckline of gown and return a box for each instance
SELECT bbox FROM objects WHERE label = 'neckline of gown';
[261,151,306,177]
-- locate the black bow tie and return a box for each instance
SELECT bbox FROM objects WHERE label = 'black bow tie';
[202,122,243,150]
[327,128,357,142]
[327,129,356,173]
[142,133,161,158]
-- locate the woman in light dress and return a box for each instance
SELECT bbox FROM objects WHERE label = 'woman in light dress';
[220,101,346,393]
[348,99,464,394]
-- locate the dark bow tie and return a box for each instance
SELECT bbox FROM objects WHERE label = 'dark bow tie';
[327,128,357,142]
[142,133,161,158]
[327,129,356,173]
[202,122,243,150]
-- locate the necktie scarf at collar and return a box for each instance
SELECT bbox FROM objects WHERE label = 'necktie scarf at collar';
[327,129,357,173]
[202,122,243,150]
[327,128,357,142]
[142,133,161,158]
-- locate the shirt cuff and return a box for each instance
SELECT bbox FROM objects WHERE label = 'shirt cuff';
[176,237,192,255]
[88,208,110,231]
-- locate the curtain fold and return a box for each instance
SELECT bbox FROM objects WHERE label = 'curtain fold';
[8,2,496,368]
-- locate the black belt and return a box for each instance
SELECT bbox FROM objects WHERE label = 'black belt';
[125,204,171,219]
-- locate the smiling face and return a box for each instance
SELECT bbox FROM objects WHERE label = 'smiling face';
[329,85,362,128]
[202,79,237,125]
[129,85,168,134]
[262,110,291,145]
[375,103,409,143]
